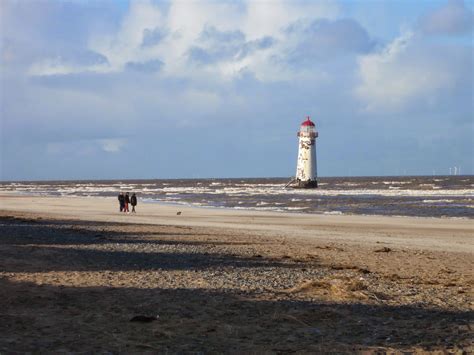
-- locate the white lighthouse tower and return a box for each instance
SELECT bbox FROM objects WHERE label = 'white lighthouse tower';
[294,116,318,188]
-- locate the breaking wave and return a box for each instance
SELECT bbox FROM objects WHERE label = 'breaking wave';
[1,176,473,218]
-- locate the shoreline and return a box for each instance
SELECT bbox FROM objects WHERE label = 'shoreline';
[1,193,473,254]
[2,190,473,221]
[142,196,474,220]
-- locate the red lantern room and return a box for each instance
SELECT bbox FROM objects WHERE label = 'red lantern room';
[301,116,315,127]
[298,116,318,138]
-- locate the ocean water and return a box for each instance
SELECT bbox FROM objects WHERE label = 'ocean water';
[1,176,473,218]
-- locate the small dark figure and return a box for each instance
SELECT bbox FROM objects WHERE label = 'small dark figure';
[130,193,137,213]
[124,192,130,213]
[118,192,125,212]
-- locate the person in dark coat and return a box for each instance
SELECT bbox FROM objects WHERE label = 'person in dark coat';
[118,192,125,212]
[131,193,137,213]
[124,192,130,213]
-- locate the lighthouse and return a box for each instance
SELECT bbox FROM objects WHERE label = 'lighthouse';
[294,116,318,188]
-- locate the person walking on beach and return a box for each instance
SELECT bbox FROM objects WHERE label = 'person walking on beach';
[124,192,130,213]
[131,193,137,213]
[118,192,125,212]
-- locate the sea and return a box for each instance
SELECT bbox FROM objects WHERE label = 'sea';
[1,176,473,219]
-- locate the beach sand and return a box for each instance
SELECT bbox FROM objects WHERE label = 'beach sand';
[0,193,472,352]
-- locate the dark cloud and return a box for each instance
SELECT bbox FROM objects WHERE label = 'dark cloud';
[242,36,275,56]
[285,18,375,65]
[200,26,245,43]
[419,0,474,36]
[187,47,214,64]
[141,27,169,47]
[188,26,275,65]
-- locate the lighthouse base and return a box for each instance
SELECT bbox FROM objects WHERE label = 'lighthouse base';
[294,179,318,189]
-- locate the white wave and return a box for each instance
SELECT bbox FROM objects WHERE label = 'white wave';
[207,186,474,198]
[2,181,473,200]
[142,187,162,192]
[382,181,412,185]
[422,199,455,203]
[141,198,159,203]
[234,183,282,188]
[232,206,284,212]
[161,186,215,194]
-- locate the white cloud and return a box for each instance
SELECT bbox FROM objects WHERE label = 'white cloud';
[420,0,473,35]
[89,1,165,71]
[242,0,339,40]
[46,138,127,156]
[354,31,467,112]
[28,57,110,76]
[98,138,127,153]
[27,0,340,81]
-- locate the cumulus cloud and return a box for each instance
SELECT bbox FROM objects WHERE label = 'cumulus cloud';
[242,0,339,40]
[187,26,275,67]
[420,0,473,35]
[25,0,340,80]
[354,29,472,112]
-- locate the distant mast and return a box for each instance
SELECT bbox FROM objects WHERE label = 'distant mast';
[295,116,318,188]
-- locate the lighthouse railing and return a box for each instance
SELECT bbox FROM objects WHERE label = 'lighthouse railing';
[298,131,318,138]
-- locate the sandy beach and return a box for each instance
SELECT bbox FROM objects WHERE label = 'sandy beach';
[1,193,473,353]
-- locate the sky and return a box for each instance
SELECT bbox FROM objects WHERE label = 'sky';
[1,0,473,181]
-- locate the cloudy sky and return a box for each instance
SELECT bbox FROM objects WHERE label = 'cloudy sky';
[1,0,473,180]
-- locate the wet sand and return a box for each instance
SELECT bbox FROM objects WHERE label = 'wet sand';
[0,194,473,353]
